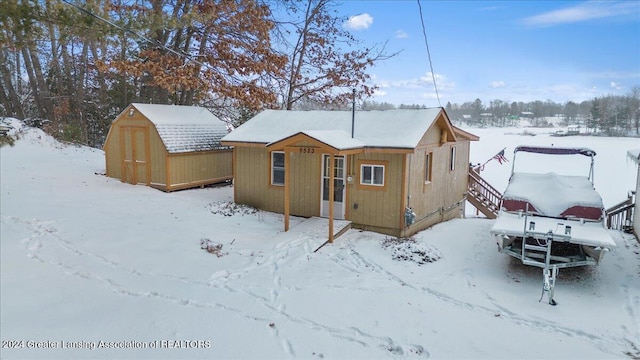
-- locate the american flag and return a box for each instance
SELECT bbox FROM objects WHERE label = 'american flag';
[492,149,508,165]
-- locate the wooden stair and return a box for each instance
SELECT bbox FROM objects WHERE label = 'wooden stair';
[467,167,502,219]
[605,194,635,233]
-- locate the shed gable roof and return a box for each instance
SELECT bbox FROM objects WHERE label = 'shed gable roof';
[221,108,449,149]
[130,103,229,153]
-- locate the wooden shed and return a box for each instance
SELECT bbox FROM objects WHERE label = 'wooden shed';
[221,108,478,239]
[104,103,232,192]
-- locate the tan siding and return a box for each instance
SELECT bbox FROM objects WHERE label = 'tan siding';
[232,147,258,206]
[416,123,441,147]
[403,126,471,235]
[348,153,403,231]
[234,147,282,212]
[167,150,233,190]
[148,125,166,185]
[103,113,148,181]
[234,145,321,217]
[289,151,321,217]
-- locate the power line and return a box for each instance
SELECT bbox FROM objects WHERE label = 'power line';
[60,0,208,69]
[416,0,441,107]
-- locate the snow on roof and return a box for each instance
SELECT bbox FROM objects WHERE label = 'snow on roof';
[222,108,444,149]
[503,172,603,218]
[131,103,229,153]
[269,130,365,150]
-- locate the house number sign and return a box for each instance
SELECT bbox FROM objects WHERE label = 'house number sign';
[299,147,315,154]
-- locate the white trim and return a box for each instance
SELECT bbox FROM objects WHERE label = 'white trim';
[320,155,346,219]
[425,152,432,183]
[450,146,456,172]
[271,151,285,186]
[360,164,385,186]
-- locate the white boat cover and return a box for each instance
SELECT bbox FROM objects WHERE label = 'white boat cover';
[490,211,616,248]
[503,172,603,218]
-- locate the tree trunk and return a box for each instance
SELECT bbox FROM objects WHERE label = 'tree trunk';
[0,50,25,118]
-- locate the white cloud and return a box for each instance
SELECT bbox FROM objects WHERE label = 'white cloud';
[344,13,373,30]
[522,1,639,27]
[489,81,506,88]
[417,72,455,90]
[372,89,387,97]
[610,81,622,90]
[395,30,408,39]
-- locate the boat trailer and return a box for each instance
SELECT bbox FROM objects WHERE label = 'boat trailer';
[497,210,602,306]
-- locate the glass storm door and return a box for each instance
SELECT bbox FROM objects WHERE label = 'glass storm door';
[321,155,345,219]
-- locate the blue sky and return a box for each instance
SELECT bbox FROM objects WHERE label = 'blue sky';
[337,0,640,106]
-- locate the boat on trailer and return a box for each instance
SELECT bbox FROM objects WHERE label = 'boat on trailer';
[490,146,616,305]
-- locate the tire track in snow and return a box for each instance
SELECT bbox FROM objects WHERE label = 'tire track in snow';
[9,215,431,357]
[335,239,630,358]
[216,233,431,358]
[5,216,277,324]
[620,284,640,358]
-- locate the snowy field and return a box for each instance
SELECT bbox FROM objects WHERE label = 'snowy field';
[1,120,639,359]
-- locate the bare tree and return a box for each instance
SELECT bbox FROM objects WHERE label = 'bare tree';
[267,0,397,110]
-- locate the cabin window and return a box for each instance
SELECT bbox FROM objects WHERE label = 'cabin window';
[425,152,432,183]
[450,146,456,172]
[271,151,285,186]
[360,164,385,186]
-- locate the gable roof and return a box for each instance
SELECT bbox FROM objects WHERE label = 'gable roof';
[222,108,453,150]
[129,103,229,153]
[270,130,366,151]
[452,126,480,141]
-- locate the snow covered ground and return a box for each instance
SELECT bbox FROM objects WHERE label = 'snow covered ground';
[1,120,639,359]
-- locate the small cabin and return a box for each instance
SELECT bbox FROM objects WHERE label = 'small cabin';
[103,103,232,192]
[221,108,478,237]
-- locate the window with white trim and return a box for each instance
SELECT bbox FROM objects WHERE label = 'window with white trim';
[360,164,385,186]
[425,152,432,183]
[450,146,456,172]
[271,151,285,186]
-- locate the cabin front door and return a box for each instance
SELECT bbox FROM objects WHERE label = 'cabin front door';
[320,154,345,219]
[121,127,149,185]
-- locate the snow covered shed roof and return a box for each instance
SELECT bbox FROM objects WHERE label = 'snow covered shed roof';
[221,108,471,149]
[130,103,229,153]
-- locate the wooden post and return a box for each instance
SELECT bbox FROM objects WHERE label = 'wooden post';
[329,153,335,243]
[284,150,290,231]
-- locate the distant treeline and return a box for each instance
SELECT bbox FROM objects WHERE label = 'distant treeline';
[358,88,640,136]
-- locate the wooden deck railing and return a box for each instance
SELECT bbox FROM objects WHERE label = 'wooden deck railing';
[467,167,502,219]
[606,195,635,232]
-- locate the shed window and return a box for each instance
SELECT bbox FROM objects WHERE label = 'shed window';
[360,164,385,186]
[450,146,456,172]
[271,151,285,186]
[425,152,432,183]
